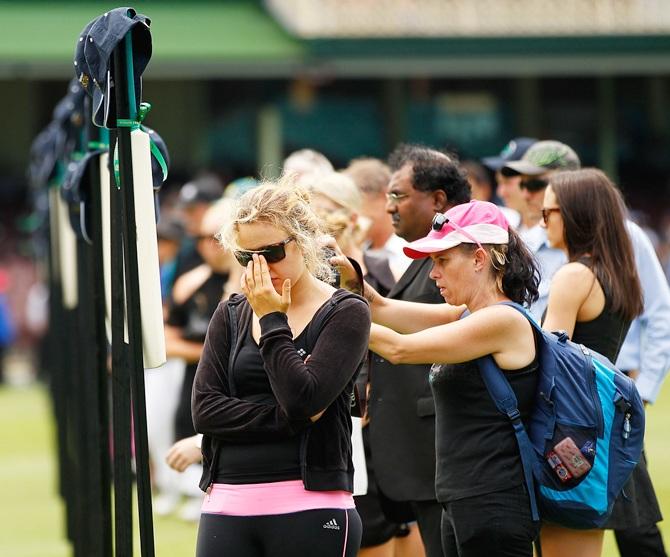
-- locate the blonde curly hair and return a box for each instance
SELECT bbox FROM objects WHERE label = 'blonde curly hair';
[217,175,334,282]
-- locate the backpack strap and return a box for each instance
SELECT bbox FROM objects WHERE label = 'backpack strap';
[475,300,541,522]
[478,355,539,521]
[305,290,364,352]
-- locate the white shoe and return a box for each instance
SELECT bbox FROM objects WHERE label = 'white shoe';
[153,493,180,516]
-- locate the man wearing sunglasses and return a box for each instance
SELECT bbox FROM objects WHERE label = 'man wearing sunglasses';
[364,144,470,557]
[499,140,579,318]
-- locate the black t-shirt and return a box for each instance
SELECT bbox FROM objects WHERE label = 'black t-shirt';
[431,355,538,502]
[215,325,305,484]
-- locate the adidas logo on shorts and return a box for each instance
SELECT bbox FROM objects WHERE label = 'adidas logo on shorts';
[322,519,340,530]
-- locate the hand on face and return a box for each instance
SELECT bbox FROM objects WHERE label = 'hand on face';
[240,254,291,317]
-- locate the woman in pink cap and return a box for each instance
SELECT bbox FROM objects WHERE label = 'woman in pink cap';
[335,200,541,556]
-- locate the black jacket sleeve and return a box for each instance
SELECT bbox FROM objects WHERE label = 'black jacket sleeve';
[259,297,371,420]
[191,302,309,442]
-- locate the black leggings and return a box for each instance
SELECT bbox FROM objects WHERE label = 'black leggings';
[196,508,362,557]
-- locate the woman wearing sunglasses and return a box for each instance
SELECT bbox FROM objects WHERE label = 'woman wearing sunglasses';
[333,200,542,556]
[539,168,648,557]
[191,178,371,557]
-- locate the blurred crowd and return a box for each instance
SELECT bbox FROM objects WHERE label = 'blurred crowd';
[2,137,670,557]
[5,143,670,387]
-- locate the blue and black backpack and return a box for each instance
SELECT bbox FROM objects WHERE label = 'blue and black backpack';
[477,302,645,529]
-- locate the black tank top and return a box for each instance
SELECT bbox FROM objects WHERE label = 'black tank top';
[555,259,631,362]
[431,352,538,502]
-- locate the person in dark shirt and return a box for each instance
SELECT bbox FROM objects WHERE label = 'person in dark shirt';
[162,201,241,520]
[336,200,542,557]
[191,178,371,557]
[539,169,650,557]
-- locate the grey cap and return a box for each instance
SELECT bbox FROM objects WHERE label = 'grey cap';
[502,140,581,176]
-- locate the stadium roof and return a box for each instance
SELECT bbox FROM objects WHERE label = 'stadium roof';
[2,0,670,79]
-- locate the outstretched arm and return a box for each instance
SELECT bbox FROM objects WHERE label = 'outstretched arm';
[364,285,466,333]
[329,247,465,333]
[369,305,535,370]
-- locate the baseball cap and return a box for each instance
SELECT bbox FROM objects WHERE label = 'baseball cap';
[157,217,185,242]
[28,80,86,189]
[501,140,581,176]
[74,8,152,128]
[53,78,86,128]
[178,175,224,206]
[61,149,105,242]
[403,200,509,259]
[28,123,65,189]
[482,137,537,171]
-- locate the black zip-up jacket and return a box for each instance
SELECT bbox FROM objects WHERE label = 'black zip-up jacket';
[192,290,371,493]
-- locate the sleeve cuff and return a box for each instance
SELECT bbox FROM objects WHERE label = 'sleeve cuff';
[259,311,290,336]
[634,374,661,404]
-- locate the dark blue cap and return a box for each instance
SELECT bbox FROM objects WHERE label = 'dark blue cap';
[28,80,86,189]
[481,137,537,171]
[74,8,152,128]
[28,123,66,189]
[61,149,105,242]
[53,78,86,127]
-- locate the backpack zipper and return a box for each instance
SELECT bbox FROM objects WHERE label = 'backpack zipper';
[582,346,605,438]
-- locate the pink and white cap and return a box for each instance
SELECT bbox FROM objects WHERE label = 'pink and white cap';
[403,200,510,259]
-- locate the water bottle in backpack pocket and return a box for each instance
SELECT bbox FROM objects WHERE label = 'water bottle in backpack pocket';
[477,302,644,529]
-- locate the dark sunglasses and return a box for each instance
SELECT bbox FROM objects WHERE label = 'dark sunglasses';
[431,213,483,250]
[234,237,294,267]
[541,207,561,225]
[520,177,549,192]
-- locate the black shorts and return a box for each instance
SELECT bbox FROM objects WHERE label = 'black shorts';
[441,485,539,557]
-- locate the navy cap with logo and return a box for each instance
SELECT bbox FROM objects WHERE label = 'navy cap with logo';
[501,140,581,177]
[53,78,86,128]
[481,137,537,171]
[74,8,152,128]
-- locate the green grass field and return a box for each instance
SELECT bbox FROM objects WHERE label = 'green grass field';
[1,383,668,556]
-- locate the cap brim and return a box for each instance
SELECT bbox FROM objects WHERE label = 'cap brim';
[403,236,463,259]
[502,160,547,176]
[481,156,505,170]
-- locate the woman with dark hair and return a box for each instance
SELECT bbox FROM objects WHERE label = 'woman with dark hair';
[335,200,542,556]
[540,168,652,557]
